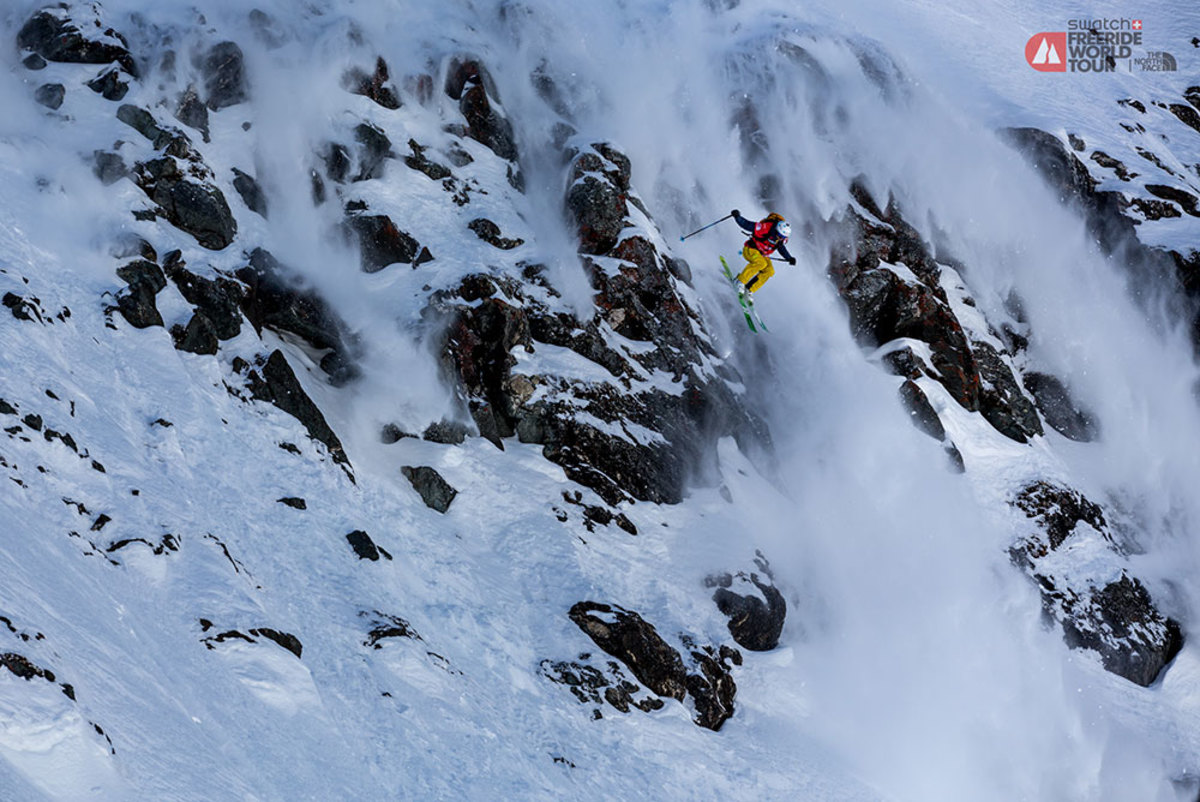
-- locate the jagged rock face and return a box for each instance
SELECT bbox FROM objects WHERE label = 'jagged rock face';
[445,58,517,162]
[1012,482,1182,686]
[235,249,358,384]
[438,139,766,506]
[567,602,739,731]
[831,196,1045,444]
[202,42,248,110]
[133,156,237,250]
[240,350,351,474]
[1023,372,1098,442]
[17,6,139,77]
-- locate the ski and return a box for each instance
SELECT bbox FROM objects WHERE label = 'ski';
[720,256,767,333]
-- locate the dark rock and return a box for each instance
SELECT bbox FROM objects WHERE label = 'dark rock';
[1059,575,1183,687]
[133,157,237,250]
[567,174,626,255]
[164,256,244,340]
[1145,184,1200,217]
[114,260,166,329]
[236,249,349,357]
[422,420,469,444]
[1014,482,1106,551]
[708,568,787,651]
[1024,372,1098,441]
[837,264,980,411]
[1000,127,1152,259]
[17,9,138,77]
[380,424,413,444]
[345,214,420,272]
[686,646,738,731]
[277,497,306,509]
[344,57,400,109]
[92,151,127,185]
[0,653,55,682]
[232,168,268,218]
[245,350,350,470]
[116,260,166,292]
[22,414,42,432]
[202,42,247,110]
[1169,103,1200,136]
[23,53,47,70]
[404,139,451,180]
[361,611,417,648]
[117,105,195,158]
[468,218,524,250]
[3,293,44,323]
[175,86,210,141]
[447,59,517,161]
[972,341,1043,442]
[170,313,218,354]
[568,602,737,730]
[354,123,392,181]
[401,466,457,513]
[1090,151,1134,181]
[34,83,64,110]
[324,143,351,183]
[567,602,688,701]
[248,628,302,659]
[346,530,391,561]
[898,379,944,440]
[86,68,129,101]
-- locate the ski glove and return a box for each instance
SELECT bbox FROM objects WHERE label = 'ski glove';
[786,256,797,265]
[730,209,740,218]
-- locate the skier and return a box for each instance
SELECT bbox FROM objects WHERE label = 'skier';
[730,209,795,293]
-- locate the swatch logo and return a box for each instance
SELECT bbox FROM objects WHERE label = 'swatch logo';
[1026,32,1067,71]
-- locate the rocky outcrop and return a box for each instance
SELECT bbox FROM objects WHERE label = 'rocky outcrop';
[706,554,787,651]
[1011,481,1182,686]
[1023,372,1098,442]
[17,6,138,77]
[567,602,739,731]
[346,530,392,561]
[445,58,517,162]
[344,213,423,272]
[202,41,247,110]
[400,466,457,513]
[437,140,766,506]
[344,57,400,110]
[235,248,358,384]
[114,259,166,329]
[831,193,1044,445]
[240,350,351,474]
[132,156,237,250]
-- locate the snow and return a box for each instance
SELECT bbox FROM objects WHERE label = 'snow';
[0,0,1198,800]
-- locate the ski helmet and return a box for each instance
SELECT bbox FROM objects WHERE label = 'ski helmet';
[776,220,791,238]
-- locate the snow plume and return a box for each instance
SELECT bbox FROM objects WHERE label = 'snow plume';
[3,0,1200,799]
[490,1,1200,799]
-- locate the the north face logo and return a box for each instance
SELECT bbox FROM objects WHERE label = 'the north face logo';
[1026,32,1067,71]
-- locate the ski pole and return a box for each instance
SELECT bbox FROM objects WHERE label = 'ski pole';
[679,214,733,242]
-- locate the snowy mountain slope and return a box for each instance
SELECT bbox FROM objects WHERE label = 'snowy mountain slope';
[1,0,1200,800]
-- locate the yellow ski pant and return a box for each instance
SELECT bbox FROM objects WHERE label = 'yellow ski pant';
[736,246,774,293]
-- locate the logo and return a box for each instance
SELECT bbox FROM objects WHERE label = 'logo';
[1023,18,1175,73]
[1026,32,1066,71]
[1133,51,1176,71]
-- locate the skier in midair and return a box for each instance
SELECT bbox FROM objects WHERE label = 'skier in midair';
[730,210,795,293]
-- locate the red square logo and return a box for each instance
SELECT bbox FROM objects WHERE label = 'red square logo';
[1026,32,1067,72]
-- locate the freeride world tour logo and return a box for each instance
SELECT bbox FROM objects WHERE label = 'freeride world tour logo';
[1025,18,1171,73]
